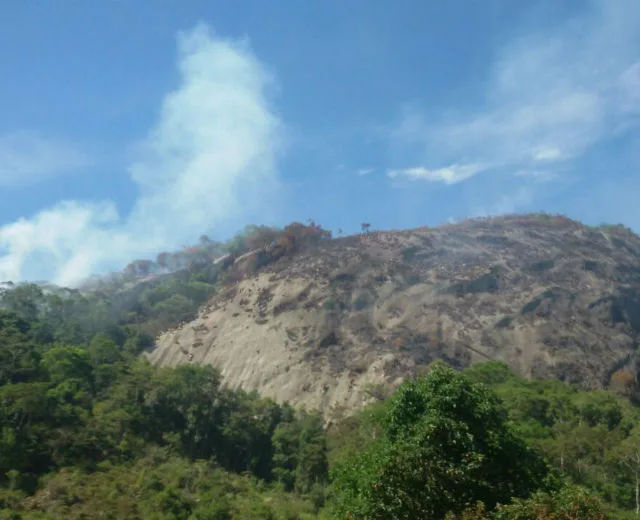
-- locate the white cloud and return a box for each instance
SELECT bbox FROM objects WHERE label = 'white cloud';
[0,23,283,286]
[532,146,563,162]
[387,163,486,184]
[390,0,640,183]
[0,132,90,187]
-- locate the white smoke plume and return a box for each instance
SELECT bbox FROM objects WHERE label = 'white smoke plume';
[0,23,283,287]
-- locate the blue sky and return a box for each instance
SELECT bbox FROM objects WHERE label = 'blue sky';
[0,0,639,285]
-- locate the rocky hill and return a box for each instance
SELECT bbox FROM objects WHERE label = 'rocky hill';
[146,214,640,420]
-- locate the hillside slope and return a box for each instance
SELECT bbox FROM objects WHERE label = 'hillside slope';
[147,215,640,419]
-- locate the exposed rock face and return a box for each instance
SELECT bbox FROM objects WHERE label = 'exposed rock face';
[147,215,640,419]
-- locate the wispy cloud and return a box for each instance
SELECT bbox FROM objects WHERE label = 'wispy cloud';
[387,163,486,185]
[388,0,640,184]
[0,23,283,286]
[0,132,90,187]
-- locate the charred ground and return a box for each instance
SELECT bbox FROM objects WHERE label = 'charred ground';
[147,214,640,418]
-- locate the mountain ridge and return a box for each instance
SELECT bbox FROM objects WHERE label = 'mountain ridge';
[146,214,640,420]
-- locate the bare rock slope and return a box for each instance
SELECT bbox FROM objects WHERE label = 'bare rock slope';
[147,215,640,418]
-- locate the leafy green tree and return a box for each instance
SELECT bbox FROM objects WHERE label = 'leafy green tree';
[0,382,54,486]
[0,284,43,323]
[295,412,328,494]
[217,391,283,479]
[573,391,624,430]
[87,334,125,395]
[609,426,640,515]
[463,360,515,386]
[272,421,300,491]
[0,311,41,385]
[331,363,551,519]
[41,346,93,391]
[152,294,196,325]
[271,410,329,494]
[122,327,154,355]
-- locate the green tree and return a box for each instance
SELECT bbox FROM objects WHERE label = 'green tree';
[41,346,93,390]
[87,334,124,395]
[295,412,328,494]
[0,284,42,323]
[331,363,551,520]
[609,426,640,515]
[271,421,300,491]
[492,485,608,520]
[0,311,41,385]
[0,382,54,486]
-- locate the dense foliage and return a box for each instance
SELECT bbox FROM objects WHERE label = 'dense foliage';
[0,303,329,519]
[330,364,553,519]
[1,283,632,519]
